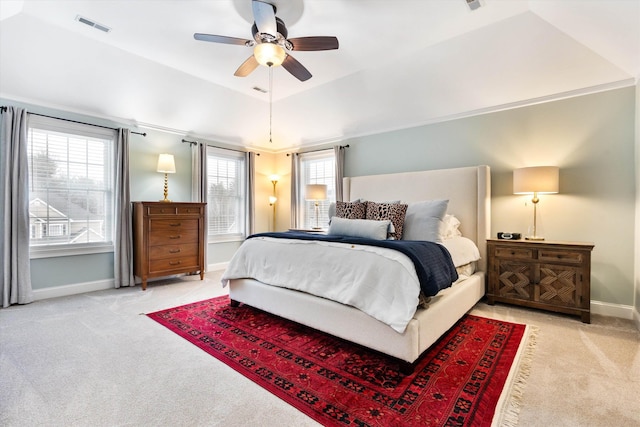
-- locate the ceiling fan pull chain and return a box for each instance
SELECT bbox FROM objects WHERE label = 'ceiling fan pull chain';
[269,65,273,143]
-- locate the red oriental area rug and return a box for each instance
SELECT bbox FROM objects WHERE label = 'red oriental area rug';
[147,296,534,427]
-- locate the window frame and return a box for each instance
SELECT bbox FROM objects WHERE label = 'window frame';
[297,150,336,230]
[205,146,248,243]
[26,115,116,258]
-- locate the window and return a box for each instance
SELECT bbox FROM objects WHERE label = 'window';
[298,150,335,229]
[206,146,247,241]
[27,116,115,255]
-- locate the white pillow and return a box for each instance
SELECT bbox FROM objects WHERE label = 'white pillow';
[328,217,391,240]
[402,199,449,242]
[441,214,462,240]
[439,236,480,267]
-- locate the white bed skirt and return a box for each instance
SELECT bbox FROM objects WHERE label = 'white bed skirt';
[228,272,485,363]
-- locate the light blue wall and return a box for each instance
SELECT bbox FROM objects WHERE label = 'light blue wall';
[2,86,637,307]
[343,87,636,306]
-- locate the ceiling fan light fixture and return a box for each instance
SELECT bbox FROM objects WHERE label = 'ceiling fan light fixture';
[254,42,286,67]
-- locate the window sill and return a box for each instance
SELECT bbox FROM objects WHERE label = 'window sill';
[208,236,245,244]
[30,244,114,259]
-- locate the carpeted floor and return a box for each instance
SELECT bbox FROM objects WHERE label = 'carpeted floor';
[147,296,533,427]
[1,270,639,426]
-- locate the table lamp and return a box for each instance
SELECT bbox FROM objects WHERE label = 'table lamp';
[305,184,327,230]
[513,166,559,240]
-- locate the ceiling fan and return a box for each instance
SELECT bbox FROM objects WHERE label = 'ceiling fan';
[194,0,339,82]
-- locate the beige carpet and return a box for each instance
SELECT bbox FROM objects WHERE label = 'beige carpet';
[1,270,639,426]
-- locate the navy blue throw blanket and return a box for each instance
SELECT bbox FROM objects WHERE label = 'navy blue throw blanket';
[247,231,459,297]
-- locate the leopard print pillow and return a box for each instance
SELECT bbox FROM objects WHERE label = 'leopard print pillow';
[366,202,408,239]
[335,201,367,219]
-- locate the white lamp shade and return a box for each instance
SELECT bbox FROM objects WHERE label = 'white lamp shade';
[513,166,559,194]
[254,43,286,67]
[305,184,327,201]
[156,154,176,173]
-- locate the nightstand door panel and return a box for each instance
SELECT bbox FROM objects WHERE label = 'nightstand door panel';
[537,263,581,307]
[496,260,535,301]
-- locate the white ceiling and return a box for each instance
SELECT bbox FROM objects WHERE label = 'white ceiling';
[0,0,638,152]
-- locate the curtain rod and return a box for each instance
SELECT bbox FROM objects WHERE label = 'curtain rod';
[0,106,146,136]
[182,139,260,155]
[286,144,349,156]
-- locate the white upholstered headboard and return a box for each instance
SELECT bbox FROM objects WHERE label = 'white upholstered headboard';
[343,165,491,272]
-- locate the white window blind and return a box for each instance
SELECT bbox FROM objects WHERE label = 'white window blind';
[299,150,335,229]
[206,146,246,240]
[26,115,115,252]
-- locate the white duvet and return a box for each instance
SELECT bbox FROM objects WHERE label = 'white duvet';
[221,236,422,333]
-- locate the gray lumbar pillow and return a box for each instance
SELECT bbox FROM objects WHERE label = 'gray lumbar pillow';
[328,217,391,240]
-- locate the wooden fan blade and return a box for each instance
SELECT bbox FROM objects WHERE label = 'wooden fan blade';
[288,36,339,51]
[282,55,312,82]
[252,0,277,36]
[194,33,251,46]
[234,55,259,77]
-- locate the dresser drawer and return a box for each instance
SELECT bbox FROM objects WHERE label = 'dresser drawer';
[493,247,534,260]
[149,256,200,274]
[149,243,199,260]
[538,250,583,264]
[149,230,199,246]
[150,218,199,231]
[177,206,204,215]
[146,206,178,215]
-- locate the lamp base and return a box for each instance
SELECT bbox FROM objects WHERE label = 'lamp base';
[159,199,172,203]
[525,236,545,241]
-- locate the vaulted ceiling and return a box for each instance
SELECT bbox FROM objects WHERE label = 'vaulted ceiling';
[1,0,638,152]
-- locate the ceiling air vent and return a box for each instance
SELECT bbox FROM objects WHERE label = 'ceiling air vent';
[465,0,482,11]
[75,15,111,33]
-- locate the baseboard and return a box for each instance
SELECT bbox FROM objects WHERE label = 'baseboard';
[33,279,115,301]
[633,308,640,331]
[208,262,229,272]
[590,300,635,320]
[31,266,229,302]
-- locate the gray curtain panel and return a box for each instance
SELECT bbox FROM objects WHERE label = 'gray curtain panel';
[113,128,134,288]
[191,142,207,271]
[246,151,255,236]
[334,145,345,202]
[289,153,301,229]
[0,107,34,307]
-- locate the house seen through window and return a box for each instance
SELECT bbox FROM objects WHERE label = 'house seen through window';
[27,115,115,252]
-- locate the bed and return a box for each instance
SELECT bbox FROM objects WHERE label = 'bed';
[222,165,490,368]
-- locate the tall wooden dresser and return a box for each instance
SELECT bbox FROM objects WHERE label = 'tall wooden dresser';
[133,202,206,290]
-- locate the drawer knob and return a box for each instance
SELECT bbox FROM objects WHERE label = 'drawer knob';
[169,261,181,266]
[170,222,182,227]
[169,249,181,254]
[169,235,181,239]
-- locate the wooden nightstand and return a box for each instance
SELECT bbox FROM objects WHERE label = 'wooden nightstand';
[486,239,594,323]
